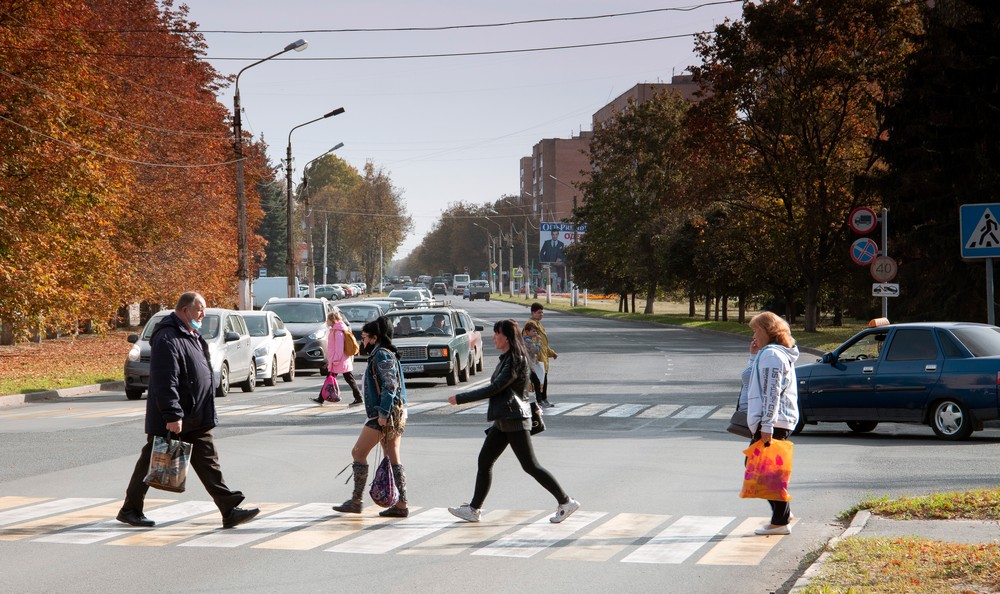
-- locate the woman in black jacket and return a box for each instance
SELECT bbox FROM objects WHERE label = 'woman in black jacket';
[446,319,580,524]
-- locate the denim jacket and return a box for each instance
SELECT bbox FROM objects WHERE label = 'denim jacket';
[362,345,407,419]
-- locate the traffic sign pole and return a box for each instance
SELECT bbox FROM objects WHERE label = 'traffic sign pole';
[880,208,889,318]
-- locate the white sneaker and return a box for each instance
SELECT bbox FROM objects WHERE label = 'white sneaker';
[448,504,481,523]
[754,524,791,536]
[549,498,580,523]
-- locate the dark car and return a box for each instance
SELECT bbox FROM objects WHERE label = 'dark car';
[385,308,482,386]
[338,302,384,361]
[260,297,338,375]
[468,280,490,301]
[795,322,1000,440]
[431,282,448,295]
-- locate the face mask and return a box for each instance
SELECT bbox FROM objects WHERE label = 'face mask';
[360,341,374,355]
[189,318,202,331]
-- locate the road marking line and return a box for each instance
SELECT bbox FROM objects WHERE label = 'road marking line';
[637,404,681,418]
[600,404,650,418]
[325,507,455,555]
[0,501,131,541]
[247,404,315,416]
[697,517,798,565]
[457,404,490,415]
[318,406,366,416]
[0,496,49,511]
[254,506,422,551]
[179,503,319,548]
[35,500,198,545]
[399,509,543,556]
[543,402,587,416]
[404,402,451,414]
[547,512,670,562]
[286,405,329,416]
[0,497,113,528]
[563,404,615,417]
[220,405,286,416]
[108,410,148,418]
[672,405,716,419]
[472,511,606,558]
[213,405,257,414]
[77,407,142,418]
[426,403,474,415]
[621,515,734,564]
[709,405,735,420]
[107,507,223,547]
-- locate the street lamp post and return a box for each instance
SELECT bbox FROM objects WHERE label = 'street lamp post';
[301,143,344,298]
[233,38,308,310]
[548,175,579,305]
[472,223,496,292]
[285,108,346,298]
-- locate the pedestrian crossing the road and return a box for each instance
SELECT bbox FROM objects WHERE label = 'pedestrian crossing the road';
[0,401,740,423]
[0,496,794,565]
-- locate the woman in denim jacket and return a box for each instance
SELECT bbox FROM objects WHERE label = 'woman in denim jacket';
[446,319,579,524]
[332,316,409,518]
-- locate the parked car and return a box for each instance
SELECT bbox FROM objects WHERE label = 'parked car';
[458,310,484,375]
[388,289,433,309]
[431,282,448,295]
[315,284,345,300]
[124,308,255,400]
[338,302,384,361]
[362,296,403,312]
[795,322,1000,440]
[260,298,338,375]
[241,310,295,386]
[385,308,481,385]
[468,280,491,301]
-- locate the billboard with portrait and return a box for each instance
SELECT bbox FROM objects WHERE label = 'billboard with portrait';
[539,222,586,265]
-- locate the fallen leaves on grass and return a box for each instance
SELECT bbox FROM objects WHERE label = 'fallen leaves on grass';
[0,330,132,395]
[858,489,1000,521]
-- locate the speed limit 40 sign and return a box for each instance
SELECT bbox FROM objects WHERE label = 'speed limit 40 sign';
[871,256,898,282]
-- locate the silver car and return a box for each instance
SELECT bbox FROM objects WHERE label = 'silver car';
[124,308,256,400]
[241,310,296,386]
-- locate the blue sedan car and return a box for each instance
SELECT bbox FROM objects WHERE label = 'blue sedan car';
[795,322,1000,440]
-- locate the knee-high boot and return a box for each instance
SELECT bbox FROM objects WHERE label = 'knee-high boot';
[378,464,409,517]
[333,462,367,513]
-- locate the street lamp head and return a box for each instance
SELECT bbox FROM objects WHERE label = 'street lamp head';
[324,107,346,118]
[331,142,345,151]
[286,39,309,52]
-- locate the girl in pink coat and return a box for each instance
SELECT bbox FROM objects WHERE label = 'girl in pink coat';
[312,311,362,405]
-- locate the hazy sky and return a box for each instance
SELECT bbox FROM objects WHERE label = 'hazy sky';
[181,1,745,259]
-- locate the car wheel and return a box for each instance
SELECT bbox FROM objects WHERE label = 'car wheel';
[282,357,295,382]
[241,361,256,392]
[446,358,459,386]
[792,414,806,435]
[485,295,490,301]
[264,356,277,387]
[216,363,230,398]
[476,349,484,372]
[930,399,974,440]
[320,363,329,376]
[469,351,477,376]
[125,389,144,401]
[459,355,470,382]
[846,421,878,433]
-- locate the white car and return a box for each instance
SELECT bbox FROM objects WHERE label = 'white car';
[241,310,295,386]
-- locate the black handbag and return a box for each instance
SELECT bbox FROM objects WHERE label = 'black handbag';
[530,402,545,435]
[727,406,752,438]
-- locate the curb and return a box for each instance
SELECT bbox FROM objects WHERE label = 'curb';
[0,381,125,408]
[789,510,871,593]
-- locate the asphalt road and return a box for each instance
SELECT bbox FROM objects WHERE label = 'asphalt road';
[2,298,1000,593]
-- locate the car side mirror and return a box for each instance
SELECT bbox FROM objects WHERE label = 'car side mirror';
[127,334,139,343]
[821,352,836,364]
[455,328,467,335]
[224,331,241,342]
[475,325,484,331]
[274,329,287,337]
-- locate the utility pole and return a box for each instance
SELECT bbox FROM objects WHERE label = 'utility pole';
[509,220,515,298]
[322,218,328,285]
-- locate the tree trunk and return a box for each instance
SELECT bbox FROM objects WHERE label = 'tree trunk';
[704,290,711,321]
[631,292,637,313]
[803,281,820,332]
[722,294,729,322]
[689,290,696,317]
[738,293,746,324]
[644,285,656,314]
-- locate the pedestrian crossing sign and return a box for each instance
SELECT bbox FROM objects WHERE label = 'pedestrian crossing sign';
[961,203,1000,258]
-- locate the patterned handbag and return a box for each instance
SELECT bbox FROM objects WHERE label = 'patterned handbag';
[369,450,399,508]
[320,373,341,402]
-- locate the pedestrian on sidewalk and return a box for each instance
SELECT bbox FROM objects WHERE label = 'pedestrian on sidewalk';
[746,311,800,536]
[332,316,410,518]
[526,303,557,408]
[312,311,362,406]
[446,319,579,524]
[117,292,259,529]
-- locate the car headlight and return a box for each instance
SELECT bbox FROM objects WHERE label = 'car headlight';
[428,347,449,358]
[253,345,268,358]
[307,327,328,341]
[127,345,141,362]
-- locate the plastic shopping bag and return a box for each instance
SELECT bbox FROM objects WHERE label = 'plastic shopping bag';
[740,439,793,501]
[320,373,341,402]
[144,434,192,493]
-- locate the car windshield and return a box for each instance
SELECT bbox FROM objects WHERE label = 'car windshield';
[950,326,1000,357]
[141,313,220,340]
[242,316,270,337]
[385,312,452,337]
[263,303,325,323]
[389,290,421,301]
[341,306,380,324]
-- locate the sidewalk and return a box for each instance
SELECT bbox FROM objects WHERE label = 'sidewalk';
[791,510,1000,591]
[0,381,124,408]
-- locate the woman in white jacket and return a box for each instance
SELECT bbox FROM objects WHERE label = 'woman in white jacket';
[746,311,799,536]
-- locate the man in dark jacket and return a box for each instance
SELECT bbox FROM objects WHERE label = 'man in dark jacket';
[117,292,259,529]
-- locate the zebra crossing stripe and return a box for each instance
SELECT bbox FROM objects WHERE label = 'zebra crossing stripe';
[457,404,490,415]
[325,507,456,555]
[673,406,717,419]
[697,517,799,565]
[601,404,650,418]
[78,407,141,418]
[637,404,681,418]
[0,496,49,511]
[248,404,314,416]
[547,512,669,562]
[253,506,423,551]
[0,497,112,528]
[472,510,606,558]
[405,402,451,414]
[179,503,315,548]
[317,406,366,417]
[542,402,587,416]
[398,509,543,556]
[108,506,229,547]
[0,501,125,542]
[621,515,734,564]
[221,405,286,416]
[709,405,736,420]
[35,499,187,545]
[564,404,615,417]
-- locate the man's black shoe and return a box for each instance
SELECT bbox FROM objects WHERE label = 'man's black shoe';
[116,509,155,527]
[222,506,260,528]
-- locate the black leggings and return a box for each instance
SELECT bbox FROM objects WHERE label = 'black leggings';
[470,426,568,509]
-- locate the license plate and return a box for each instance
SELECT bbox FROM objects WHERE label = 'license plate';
[402,364,424,374]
